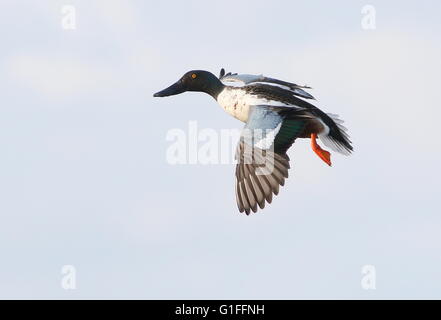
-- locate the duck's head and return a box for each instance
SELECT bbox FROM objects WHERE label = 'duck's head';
[153,70,224,99]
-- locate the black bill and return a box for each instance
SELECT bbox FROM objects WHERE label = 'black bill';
[153,81,185,97]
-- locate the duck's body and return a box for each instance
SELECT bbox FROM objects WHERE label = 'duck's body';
[154,69,353,214]
[217,85,296,122]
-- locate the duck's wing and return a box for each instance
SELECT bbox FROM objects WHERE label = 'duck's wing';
[219,68,314,100]
[235,106,307,214]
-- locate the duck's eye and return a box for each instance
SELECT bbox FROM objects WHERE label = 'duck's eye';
[191,73,197,79]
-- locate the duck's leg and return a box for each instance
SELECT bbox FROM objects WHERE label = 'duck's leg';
[311,133,332,166]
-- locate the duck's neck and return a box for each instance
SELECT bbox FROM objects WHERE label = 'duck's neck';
[202,76,225,99]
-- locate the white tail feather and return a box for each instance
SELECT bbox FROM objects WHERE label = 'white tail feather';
[318,113,352,155]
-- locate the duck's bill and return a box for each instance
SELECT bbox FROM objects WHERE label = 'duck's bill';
[153,81,185,97]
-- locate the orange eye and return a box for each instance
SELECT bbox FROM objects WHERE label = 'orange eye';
[191,73,197,79]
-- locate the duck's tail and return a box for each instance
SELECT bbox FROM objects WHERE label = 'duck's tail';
[318,113,353,155]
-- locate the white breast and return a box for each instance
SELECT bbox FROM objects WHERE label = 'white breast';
[216,88,251,122]
[216,87,294,123]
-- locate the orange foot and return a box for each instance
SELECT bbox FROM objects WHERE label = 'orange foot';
[311,133,332,166]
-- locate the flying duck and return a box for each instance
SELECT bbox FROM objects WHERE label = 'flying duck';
[154,69,353,214]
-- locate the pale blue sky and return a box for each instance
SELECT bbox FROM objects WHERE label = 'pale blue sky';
[1,0,441,299]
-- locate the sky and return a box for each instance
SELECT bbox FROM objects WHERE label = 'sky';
[1,0,441,299]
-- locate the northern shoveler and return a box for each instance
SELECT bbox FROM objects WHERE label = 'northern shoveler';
[154,69,353,214]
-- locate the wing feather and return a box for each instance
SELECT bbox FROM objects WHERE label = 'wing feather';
[219,68,315,100]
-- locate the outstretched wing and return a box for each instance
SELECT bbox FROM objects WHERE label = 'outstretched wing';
[235,106,306,214]
[219,68,315,100]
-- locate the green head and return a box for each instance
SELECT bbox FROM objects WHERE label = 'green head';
[153,70,225,99]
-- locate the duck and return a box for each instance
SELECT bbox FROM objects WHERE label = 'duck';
[154,69,353,215]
